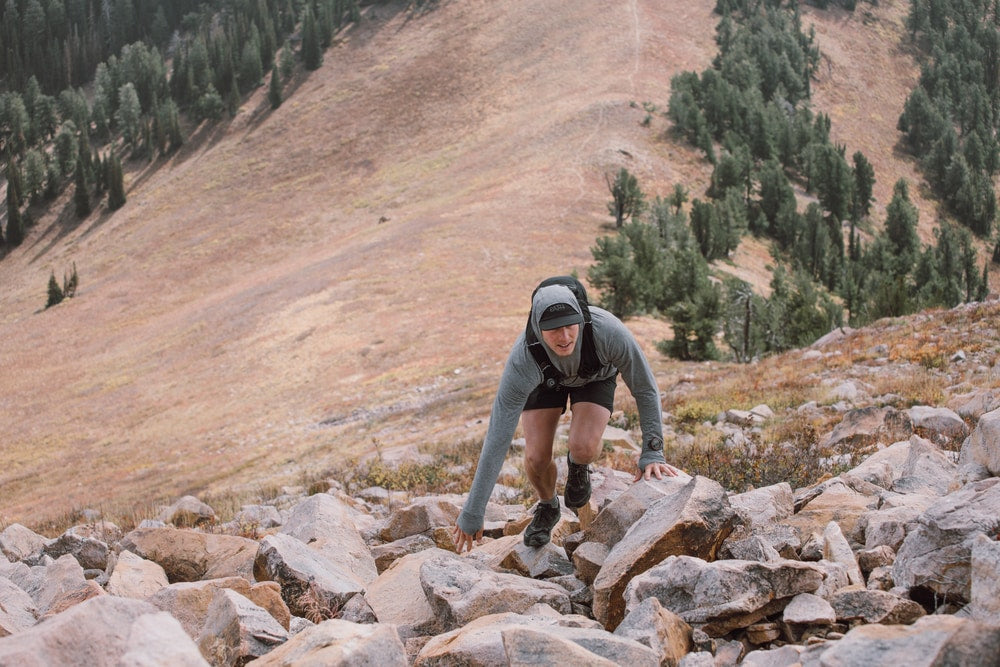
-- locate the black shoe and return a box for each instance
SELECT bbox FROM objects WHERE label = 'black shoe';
[564,453,592,509]
[523,499,561,547]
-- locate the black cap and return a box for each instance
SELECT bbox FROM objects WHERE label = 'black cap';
[539,302,584,330]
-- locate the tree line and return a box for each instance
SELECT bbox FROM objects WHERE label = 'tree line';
[590,0,992,362]
[1,0,363,249]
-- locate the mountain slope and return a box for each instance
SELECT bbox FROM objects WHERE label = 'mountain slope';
[0,0,949,527]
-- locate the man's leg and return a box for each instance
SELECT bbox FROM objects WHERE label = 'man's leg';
[564,401,611,508]
[521,407,563,501]
[566,401,611,465]
[521,407,564,547]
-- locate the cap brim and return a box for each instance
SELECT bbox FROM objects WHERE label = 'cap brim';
[539,313,584,330]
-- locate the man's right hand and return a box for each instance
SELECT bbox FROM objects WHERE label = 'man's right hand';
[451,524,484,553]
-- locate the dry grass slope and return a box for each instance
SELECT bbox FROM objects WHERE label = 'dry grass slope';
[0,0,993,530]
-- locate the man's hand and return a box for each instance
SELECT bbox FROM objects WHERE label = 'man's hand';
[633,461,683,482]
[451,524,484,553]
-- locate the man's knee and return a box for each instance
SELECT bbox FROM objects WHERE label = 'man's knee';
[568,437,603,464]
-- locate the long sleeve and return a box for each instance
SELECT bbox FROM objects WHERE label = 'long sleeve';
[591,309,666,470]
[456,336,541,535]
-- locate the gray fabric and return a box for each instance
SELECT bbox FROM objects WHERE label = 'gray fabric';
[456,285,666,535]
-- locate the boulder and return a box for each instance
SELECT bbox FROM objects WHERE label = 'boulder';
[378,496,462,544]
[121,527,257,582]
[157,495,217,527]
[613,597,692,666]
[280,493,377,585]
[829,589,926,625]
[820,406,913,451]
[147,577,290,640]
[908,406,969,445]
[412,612,657,667]
[0,595,208,666]
[891,435,956,496]
[623,555,825,637]
[960,408,1000,477]
[0,525,48,564]
[728,482,794,528]
[893,478,1000,602]
[371,534,436,574]
[822,521,864,587]
[593,476,736,630]
[253,533,365,619]
[0,576,37,636]
[969,533,1000,626]
[781,592,836,626]
[252,619,408,666]
[34,554,104,617]
[105,549,169,599]
[418,550,571,631]
[470,534,574,579]
[797,614,1000,665]
[582,477,691,547]
[196,588,288,666]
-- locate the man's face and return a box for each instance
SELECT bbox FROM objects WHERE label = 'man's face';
[541,324,579,357]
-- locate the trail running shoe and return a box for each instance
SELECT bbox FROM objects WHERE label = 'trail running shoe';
[564,452,592,509]
[523,498,561,547]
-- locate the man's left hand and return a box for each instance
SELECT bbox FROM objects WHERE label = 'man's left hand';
[633,461,683,482]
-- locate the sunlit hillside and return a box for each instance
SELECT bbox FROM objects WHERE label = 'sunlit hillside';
[0,0,987,529]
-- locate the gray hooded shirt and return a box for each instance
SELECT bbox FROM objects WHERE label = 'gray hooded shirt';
[456,284,666,535]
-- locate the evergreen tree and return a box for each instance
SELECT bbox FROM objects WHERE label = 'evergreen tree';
[46,271,64,308]
[606,167,645,228]
[5,160,24,245]
[588,232,641,318]
[884,178,920,274]
[115,82,142,147]
[268,65,283,109]
[107,153,126,211]
[279,40,295,80]
[73,159,90,217]
[851,151,875,220]
[301,5,323,71]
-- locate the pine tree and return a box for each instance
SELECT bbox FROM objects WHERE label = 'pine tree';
[73,159,90,217]
[108,153,126,211]
[5,160,24,245]
[301,5,323,71]
[46,271,64,308]
[268,64,283,109]
[606,167,645,228]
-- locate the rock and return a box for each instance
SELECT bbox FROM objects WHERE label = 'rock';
[969,533,1000,626]
[0,576,37,636]
[856,545,895,578]
[470,534,574,579]
[371,534,436,574]
[571,541,609,585]
[822,521,864,588]
[908,406,969,445]
[829,589,926,625]
[741,644,803,666]
[728,482,794,528]
[797,614,1000,665]
[121,527,257,582]
[378,496,462,544]
[856,504,923,552]
[35,554,105,617]
[196,588,288,666]
[593,476,737,630]
[234,505,282,530]
[253,533,365,619]
[820,406,913,451]
[782,592,836,626]
[147,577,257,639]
[613,597,692,666]
[418,550,571,631]
[893,478,1000,602]
[252,619,408,666]
[891,435,957,496]
[364,548,445,639]
[623,555,825,637]
[105,549,169,599]
[786,477,876,544]
[952,389,1000,421]
[846,440,913,489]
[157,495,217,527]
[412,612,658,667]
[0,525,49,564]
[0,596,207,665]
[582,477,692,548]
[959,408,1000,476]
[280,493,377,585]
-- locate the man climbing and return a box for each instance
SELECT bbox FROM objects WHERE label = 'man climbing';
[452,276,681,552]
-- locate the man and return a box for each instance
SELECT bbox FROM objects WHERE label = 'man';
[452,278,681,552]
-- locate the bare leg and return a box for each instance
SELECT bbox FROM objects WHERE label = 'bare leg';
[566,401,611,465]
[521,407,562,501]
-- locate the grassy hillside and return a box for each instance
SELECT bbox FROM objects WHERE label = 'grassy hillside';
[0,0,984,530]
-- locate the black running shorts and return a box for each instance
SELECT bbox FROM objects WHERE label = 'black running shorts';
[523,375,617,414]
